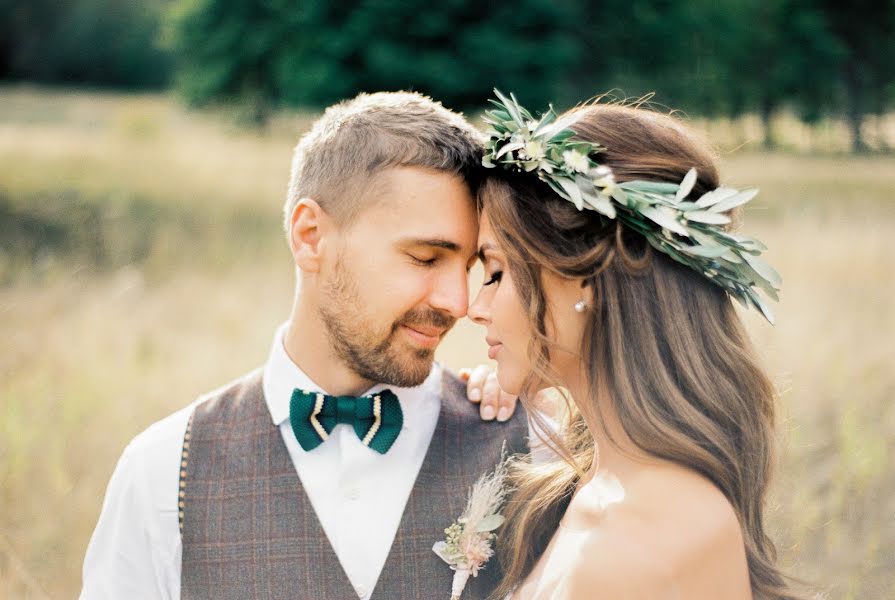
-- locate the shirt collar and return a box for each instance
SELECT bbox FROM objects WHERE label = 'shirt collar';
[262,322,442,428]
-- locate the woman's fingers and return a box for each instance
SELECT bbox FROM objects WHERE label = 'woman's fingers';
[480,372,501,420]
[464,365,520,421]
[496,388,518,422]
[465,364,491,404]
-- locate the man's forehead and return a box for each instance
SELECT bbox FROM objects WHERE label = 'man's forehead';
[359,168,478,245]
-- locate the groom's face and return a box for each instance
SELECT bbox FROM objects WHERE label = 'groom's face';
[318,166,478,387]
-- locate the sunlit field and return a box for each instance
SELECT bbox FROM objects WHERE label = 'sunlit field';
[2,86,893,599]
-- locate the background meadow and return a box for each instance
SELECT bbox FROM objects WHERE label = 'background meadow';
[1,86,893,598]
[1,1,894,596]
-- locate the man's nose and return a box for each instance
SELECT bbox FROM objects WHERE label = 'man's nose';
[428,269,469,319]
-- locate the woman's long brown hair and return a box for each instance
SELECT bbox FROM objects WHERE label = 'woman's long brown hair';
[483,103,801,600]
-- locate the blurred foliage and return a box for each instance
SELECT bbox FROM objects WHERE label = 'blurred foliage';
[0,0,173,88]
[1,0,894,149]
[163,0,581,121]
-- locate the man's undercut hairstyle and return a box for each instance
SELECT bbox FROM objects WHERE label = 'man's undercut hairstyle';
[284,91,485,231]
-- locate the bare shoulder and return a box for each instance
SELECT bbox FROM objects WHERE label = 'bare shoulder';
[561,465,751,599]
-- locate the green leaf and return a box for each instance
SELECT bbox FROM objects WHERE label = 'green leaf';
[610,186,629,206]
[742,253,782,288]
[675,201,700,212]
[557,177,585,210]
[695,187,739,208]
[548,129,576,144]
[675,168,697,203]
[680,244,730,258]
[476,514,505,532]
[493,89,525,127]
[496,142,524,159]
[684,210,732,225]
[746,287,776,325]
[583,190,616,218]
[641,206,689,236]
[532,109,557,136]
[709,188,759,213]
[621,180,680,195]
[720,250,743,264]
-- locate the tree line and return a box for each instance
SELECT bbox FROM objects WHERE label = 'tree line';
[2,0,893,151]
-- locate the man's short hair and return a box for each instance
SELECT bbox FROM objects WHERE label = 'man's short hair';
[284,91,485,232]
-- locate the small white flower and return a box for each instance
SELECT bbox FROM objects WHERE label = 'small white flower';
[562,149,590,173]
[589,164,612,178]
[593,173,615,189]
[523,139,546,160]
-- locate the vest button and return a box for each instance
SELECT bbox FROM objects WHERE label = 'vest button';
[355,583,367,597]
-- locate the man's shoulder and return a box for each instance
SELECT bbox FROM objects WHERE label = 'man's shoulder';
[190,367,264,417]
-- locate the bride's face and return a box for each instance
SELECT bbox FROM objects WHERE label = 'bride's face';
[469,212,587,395]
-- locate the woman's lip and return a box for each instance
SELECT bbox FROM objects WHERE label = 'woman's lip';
[401,325,442,348]
[487,343,503,360]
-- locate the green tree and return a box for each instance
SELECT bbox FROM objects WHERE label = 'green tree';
[816,0,895,152]
[726,0,841,148]
[164,0,582,122]
[0,0,172,88]
[569,0,748,116]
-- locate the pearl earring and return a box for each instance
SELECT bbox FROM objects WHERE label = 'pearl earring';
[574,300,588,313]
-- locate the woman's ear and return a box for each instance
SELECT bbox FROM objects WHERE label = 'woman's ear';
[289,198,329,273]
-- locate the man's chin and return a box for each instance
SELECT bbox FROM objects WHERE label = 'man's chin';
[382,347,436,388]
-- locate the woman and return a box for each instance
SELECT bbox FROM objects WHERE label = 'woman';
[467,93,798,599]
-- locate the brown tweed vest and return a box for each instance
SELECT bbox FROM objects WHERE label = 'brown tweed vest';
[181,367,529,599]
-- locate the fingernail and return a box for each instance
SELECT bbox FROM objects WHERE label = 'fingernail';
[469,389,481,401]
[497,407,511,422]
[482,405,496,420]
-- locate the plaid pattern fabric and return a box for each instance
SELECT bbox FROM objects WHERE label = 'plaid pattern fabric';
[181,368,529,599]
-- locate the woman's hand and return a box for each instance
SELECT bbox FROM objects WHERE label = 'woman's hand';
[460,365,519,422]
[461,366,561,422]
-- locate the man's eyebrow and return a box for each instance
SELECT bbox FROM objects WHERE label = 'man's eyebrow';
[477,242,496,262]
[397,237,461,252]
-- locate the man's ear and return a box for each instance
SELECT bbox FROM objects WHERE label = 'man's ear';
[289,198,331,273]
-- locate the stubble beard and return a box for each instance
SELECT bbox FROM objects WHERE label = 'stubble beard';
[318,258,456,388]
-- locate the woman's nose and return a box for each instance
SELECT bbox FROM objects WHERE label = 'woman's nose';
[467,288,490,325]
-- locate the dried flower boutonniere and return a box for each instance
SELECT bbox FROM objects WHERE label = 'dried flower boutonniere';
[433,454,510,599]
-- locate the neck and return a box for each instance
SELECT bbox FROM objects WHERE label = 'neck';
[284,286,376,397]
[564,369,651,484]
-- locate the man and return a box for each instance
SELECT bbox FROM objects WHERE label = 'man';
[81,92,530,599]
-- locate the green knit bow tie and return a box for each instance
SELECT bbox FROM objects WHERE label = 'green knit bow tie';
[289,388,404,454]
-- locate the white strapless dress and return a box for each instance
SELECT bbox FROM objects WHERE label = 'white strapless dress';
[503,472,625,600]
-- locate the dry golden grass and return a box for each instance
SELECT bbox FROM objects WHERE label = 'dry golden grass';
[1,86,893,598]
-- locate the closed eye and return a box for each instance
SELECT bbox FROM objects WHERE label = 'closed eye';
[483,271,503,286]
[408,254,437,266]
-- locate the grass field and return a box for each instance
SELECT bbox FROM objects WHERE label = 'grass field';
[1,86,894,599]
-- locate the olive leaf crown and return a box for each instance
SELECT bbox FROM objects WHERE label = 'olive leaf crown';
[482,90,781,324]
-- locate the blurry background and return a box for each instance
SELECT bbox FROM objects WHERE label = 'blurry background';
[1,0,893,598]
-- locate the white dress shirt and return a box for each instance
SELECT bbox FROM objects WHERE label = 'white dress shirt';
[81,322,549,599]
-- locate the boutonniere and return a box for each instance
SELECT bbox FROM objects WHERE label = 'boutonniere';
[433,453,510,600]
